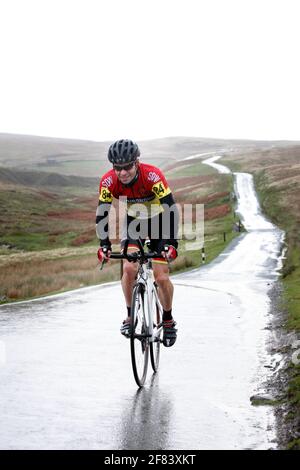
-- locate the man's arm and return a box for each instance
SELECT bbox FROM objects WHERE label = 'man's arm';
[160,192,179,250]
[95,200,112,249]
[96,172,115,249]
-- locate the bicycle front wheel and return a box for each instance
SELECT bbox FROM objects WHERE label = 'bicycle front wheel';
[130,283,149,387]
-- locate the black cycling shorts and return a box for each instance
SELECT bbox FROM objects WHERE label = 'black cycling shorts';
[120,213,174,263]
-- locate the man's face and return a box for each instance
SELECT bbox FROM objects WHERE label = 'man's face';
[113,161,138,185]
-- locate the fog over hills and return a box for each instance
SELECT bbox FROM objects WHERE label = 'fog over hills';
[1,133,298,178]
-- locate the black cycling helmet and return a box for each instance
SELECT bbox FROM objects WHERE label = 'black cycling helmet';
[108,139,140,165]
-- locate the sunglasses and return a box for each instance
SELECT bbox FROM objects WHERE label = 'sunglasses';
[113,162,136,172]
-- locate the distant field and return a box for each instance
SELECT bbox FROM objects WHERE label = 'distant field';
[0,182,97,252]
[0,166,98,188]
[165,160,216,178]
[0,133,290,177]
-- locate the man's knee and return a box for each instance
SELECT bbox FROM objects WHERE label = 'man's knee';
[123,261,138,279]
[154,271,171,288]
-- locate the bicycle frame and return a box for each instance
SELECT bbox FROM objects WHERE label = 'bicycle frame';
[135,261,163,344]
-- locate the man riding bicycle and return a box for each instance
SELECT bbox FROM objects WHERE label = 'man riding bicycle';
[96,139,179,347]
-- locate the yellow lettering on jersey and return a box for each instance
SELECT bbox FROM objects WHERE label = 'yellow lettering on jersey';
[152,181,171,199]
[99,187,113,203]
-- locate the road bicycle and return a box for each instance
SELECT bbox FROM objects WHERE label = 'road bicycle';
[107,239,165,387]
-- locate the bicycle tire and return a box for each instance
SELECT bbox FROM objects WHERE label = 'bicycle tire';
[130,283,149,387]
[150,286,162,373]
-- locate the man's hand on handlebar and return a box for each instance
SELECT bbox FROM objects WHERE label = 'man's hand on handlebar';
[97,239,178,265]
[161,244,178,262]
[97,245,111,263]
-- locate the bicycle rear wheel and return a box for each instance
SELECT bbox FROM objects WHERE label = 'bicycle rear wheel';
[150,287,162,373]
[130,283,149,387]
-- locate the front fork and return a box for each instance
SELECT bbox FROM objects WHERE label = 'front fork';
[146,278,163,343]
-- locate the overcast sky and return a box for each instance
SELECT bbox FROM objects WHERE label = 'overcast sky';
[0,0,299,142]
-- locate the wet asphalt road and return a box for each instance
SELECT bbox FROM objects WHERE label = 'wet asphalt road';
[0,158,284,450]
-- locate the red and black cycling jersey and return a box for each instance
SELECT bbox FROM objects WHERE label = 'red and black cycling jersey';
[96,162,178,248]
[98,162,172,219]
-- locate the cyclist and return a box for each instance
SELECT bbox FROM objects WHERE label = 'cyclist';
[96,139,179,347]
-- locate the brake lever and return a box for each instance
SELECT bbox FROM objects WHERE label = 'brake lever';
[99,259,106,271]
